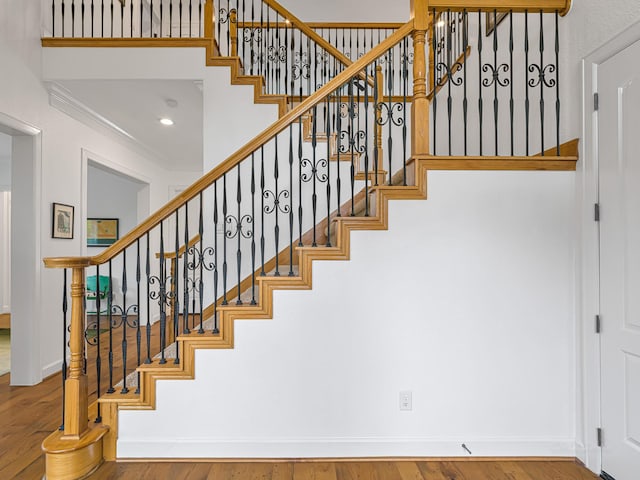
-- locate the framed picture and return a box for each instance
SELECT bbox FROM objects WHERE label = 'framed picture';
[52,203,74,239]
[87,218,119,247]
[486,11,508,36]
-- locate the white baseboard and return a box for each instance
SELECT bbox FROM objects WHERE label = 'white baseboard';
[117,437,576,459]
[42,359,63,379]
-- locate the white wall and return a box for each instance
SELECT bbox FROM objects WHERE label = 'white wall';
[277,0,409,23]
[119,170,576,458]
[0,2,199,384]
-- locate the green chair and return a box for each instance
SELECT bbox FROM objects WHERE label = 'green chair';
[86,275,111,315]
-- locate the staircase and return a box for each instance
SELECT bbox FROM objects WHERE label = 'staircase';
[40,0,576,478]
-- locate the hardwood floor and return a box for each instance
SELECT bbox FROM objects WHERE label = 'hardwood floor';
[86,459,599,479]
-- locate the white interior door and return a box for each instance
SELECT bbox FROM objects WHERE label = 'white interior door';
[598,39,640,480]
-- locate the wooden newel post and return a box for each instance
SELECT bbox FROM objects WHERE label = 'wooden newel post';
[411,0,430,156]
[42,260,108,480]
[64,267,89,439]
[204,0,214,39]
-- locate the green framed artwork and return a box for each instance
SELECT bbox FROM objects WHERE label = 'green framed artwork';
[87,218,119,247]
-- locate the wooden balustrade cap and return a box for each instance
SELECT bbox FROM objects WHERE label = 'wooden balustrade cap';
[43,257,96,269]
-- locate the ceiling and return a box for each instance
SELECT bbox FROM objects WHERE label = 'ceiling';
[55,79,203,173]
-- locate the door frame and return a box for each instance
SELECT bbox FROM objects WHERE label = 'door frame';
[580,19,640,475]
[0,112,43,386]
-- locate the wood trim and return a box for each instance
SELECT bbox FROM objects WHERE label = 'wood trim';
[41,38,214,48]
[116,456,581,463]
[237,22,405,30]
[535,138,579,157]
[42,21,415,269]
[425,0,572,16]
[0,313,9,329]
[411,154,577,171]
[42,425,108,480]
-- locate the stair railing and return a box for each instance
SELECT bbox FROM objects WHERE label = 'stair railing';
[41,2,572,479]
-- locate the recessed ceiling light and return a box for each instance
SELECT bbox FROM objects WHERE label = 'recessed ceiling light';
[435,20,445,28]
[160,118,174,126]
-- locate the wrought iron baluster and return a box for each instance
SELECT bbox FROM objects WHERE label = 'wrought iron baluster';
[53,0,56,37]
[348,81,355,215]
[463,9,468,155]
[213,181,220,334]
[387,47,394,185]
[183,204,190,334]
[539,10,545,155]
[135,240,141,393]
[71,0,75,37]
[110,0,113,38]
[432,8,438,155]
[198,192,206,333]
[288,124,295,275]
[260,146,266,274]
[493,10,498,155]
[120,251,129,391]
[447,9,453,155]
[94,266,102,420]
[554,10,560,156]
[363,66,370,217]
[222,173,229,304]
[157,222,167,364]
[478,10,483,155]
[179,0,183,37]
[372,68,382,185]
[59,269,68,430]
[402,36,408,184]
[325,90,333,240]
[62,0,66,37]
[236,163,245,296]
[173,209,180,362]
[145,233,152,363]
[250,153,257,302]
[91,0,94,37]
[510,11,514,155]
[82,0,85,37]
[298,114,304,246]
[107,260,115,391]
[170,0,174,37]
[525,11,530,156]
[100,0,104,37]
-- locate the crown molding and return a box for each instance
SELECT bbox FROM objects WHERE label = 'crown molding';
[45,81,170,166]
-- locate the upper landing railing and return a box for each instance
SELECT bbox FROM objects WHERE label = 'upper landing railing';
[46,1,464,99]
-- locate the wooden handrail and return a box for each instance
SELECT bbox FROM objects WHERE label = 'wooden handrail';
[43,20,415,270]
[425,0,571,15]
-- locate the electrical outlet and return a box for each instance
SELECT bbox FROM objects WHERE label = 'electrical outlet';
[399,391,412,411]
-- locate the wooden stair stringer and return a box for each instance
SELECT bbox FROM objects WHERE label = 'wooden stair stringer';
[96,159,431,460]
[206,55,288,118]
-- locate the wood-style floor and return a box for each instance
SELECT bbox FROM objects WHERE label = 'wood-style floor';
[0,317,599,479]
